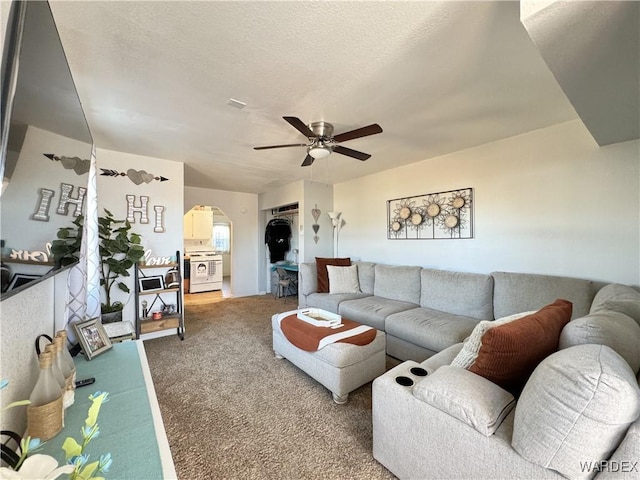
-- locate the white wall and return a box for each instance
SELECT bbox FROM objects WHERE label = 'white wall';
[258,181,303,293]
[1,126,90,254]
[0,277,55,433]
[95,148,184,330]
[302,180,334,261]
[184,186,259,297]
[213,211,232,276]
[335,120,640,285]
[257,180,334,293]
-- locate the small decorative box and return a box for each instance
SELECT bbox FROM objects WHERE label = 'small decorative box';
[296,308,342,327]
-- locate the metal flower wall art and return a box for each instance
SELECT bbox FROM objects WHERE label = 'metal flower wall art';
[387,188,473,240]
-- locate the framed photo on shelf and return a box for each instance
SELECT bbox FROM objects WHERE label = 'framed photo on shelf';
[74,318,112,360]
[8,273,41,291]
[138,275,164,292]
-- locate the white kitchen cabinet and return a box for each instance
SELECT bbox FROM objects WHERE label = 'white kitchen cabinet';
[184,210,213,239]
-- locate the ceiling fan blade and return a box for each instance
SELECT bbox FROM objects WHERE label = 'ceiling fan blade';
[333,123,383,143]
[333,145,371,161]
[301,154,315,167]
[283,116,316,138]
[253,143,308,150]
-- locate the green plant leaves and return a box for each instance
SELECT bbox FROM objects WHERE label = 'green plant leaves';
[52,209,145,311]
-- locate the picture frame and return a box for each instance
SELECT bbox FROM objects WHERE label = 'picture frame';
[74,318,112,360]
[138,275,164,292]
[7,273,41,291]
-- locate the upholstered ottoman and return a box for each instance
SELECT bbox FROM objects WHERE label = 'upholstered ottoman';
[272,310,386,404]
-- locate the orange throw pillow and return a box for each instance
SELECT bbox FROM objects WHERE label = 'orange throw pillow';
[468,299,573,396]
[316,257,351,293]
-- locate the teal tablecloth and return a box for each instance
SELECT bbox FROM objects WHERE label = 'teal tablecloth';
[40,341,166,479]
[270,262,299,272]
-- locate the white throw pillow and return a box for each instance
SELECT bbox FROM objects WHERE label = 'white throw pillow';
[450,311,536,369]
[327,265,361,294]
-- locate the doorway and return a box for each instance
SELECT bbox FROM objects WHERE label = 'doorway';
[183,205,232,306]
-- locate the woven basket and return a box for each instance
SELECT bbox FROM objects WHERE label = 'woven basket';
[26,395,63,441]
[63,375,75,409]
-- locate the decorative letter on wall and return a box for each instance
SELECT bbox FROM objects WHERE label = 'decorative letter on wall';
[126,195,149,224]
[32,188,55,221]
[56,183,87,217]
[387,188,473,240]
[153,205,165,233]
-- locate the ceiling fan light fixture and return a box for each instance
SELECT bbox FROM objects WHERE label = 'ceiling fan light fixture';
[308,144,331,160]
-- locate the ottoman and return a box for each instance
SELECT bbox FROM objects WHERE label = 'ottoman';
[272,310,386,404]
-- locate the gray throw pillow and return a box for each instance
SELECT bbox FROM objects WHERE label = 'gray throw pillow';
[590,283,640,326]
[512,344,640,480]
[560,311,640,374]
[413,365,515,436]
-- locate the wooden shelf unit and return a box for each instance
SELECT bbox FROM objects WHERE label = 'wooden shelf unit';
[134,250,184,340]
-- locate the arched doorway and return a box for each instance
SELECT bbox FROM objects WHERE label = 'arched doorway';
[183,205,232,305]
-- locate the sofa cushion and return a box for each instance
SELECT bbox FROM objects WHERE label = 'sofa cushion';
[492,271,594,319]
[468,299,572,395]
[373,264,422,304]
[513,344,640,480]
[354,261,376,295]
[327,265,361,294]
[339,296,418,331]
[451,311,536,369]
[304,292,369,314]
[413,365,516,437]
[420,269,494,320]
[386,308,481,353]
[299,262,318,296]
[559,310,640,374]
[316,257,351,293]
[590,283,640,326]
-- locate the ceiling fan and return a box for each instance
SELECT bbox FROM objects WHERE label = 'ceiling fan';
[254,116,383,167]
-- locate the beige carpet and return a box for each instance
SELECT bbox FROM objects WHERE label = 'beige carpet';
[144,295,398,480]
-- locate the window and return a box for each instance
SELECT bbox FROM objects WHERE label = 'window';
[213,223,230,253]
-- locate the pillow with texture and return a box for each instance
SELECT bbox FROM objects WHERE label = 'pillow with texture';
[590,283,640,326]
[468,299,572,396]
[315,257,351,293]
[451,311,536,369]
[327,265,361,294]
[413,365,515,437]
[512,344,640,480]
[559,310,640,374]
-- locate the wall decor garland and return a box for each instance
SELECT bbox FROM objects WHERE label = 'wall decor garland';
[387,188,473,240]
[311,204,321,244]
[43,153,91,175]
[100,168,169,184]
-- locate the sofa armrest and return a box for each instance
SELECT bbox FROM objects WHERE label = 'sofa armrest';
[420,342,464,374]
[413,365,516,436]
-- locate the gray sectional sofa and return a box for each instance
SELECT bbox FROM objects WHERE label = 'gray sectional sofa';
[298,261,596,361]
[373,283,640,479]
[298,261,640,479]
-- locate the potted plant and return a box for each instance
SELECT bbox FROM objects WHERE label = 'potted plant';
[52,209,145,322]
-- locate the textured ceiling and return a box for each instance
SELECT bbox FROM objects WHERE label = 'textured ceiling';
[46,1,634,194]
